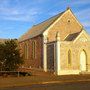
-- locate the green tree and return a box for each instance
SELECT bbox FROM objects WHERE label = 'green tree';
[0,43,6,71]
[0,39,24,71]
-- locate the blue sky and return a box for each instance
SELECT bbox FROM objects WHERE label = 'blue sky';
[0,0,90,39]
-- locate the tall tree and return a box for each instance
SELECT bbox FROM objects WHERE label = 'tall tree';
[0,39,24,71]
[0,43,6,71]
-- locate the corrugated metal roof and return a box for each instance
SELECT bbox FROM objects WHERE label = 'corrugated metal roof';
[19,12,64,42]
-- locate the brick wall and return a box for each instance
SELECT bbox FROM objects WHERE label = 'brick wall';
[19,35,43,69]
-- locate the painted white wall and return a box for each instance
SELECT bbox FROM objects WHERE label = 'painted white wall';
[55,32,61,75]
[56,41,61,75]
[43,35,48,72]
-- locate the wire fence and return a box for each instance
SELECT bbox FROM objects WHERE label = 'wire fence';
[0,71,31,77]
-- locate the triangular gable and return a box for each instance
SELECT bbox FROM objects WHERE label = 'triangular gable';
[43,8,82,36]
[19,11,64,42]
[19,8,83,42]
[73,30,89,43]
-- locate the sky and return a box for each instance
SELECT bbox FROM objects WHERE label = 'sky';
[0,0,90,39]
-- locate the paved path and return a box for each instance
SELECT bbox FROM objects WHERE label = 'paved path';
[0,75,90,88]
[1,81,90,90]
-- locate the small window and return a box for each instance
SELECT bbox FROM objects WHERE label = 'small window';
[32,41,36,59]
[68,19,70,23]
[68,50,71,65]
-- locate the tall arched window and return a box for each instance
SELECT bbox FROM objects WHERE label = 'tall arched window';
[68,50,71,65]
[24,44,28,59]
[32,41,36,59]
[80,50,87,71]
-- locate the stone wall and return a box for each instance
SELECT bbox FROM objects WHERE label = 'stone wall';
[47,9,82,42]
[60,41,90,72]
[18,9,90,75]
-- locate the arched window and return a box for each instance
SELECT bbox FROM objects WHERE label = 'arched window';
[68,50,71,65]
[80,50,87,71]
[32,41,36,59]
[24,44,28,59]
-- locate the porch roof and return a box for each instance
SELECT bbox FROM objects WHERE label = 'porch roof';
[64,32,81,41]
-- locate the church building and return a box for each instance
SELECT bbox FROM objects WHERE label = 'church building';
[19,8,90,75]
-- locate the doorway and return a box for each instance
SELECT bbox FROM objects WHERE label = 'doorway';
[47,43,55,71]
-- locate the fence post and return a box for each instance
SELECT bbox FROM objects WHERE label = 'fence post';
[18,71,19,77]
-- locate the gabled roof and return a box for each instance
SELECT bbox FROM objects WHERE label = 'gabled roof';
[65,32,81,41]
[73,30,90,43]
[19,11,64,42]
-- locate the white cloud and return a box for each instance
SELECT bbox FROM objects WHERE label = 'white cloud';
[82,21,90,27]
[75,8,90,17]
[48,11,59,16]
[74,8,90,29]
[0,0,42,22]
[0,6,41,22]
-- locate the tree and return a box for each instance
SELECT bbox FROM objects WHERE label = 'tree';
[0,43,6,71]
[0,39,24,71]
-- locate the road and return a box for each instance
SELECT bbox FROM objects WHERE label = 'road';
[0,81,90,90]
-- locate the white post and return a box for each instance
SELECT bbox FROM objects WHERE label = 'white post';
[55,32,61,75]
[43,35,47,72]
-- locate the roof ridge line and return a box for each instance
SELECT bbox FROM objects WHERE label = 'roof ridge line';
[18,9,67,42]
[41,10,67,33]
[34,11,65,26]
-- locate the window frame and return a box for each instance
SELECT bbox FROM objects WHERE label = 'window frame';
[32,41,36,59]
[24,43,28,59]
[68,49,72,66]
